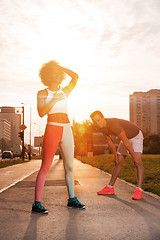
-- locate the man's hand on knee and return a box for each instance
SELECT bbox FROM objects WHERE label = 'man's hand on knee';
[114,154,119,165]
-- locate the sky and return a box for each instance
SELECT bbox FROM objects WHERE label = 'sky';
[0,0,160,144]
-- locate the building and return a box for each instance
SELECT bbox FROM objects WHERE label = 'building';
[129,89,160,134]
[0,119,11,141]
[93,133,108,155]
[34,136,43,147]
[0,106,21,146]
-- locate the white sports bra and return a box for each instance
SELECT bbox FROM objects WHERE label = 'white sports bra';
[46,88,68,115]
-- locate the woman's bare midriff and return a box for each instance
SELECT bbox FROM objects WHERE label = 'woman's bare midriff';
[47,113,70,123]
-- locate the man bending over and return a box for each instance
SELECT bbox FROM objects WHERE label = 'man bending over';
[90,110,144,200]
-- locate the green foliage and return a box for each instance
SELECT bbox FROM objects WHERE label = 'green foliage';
[72,119,94,156]
[77,154,160,196]
[72,120,160,155]
[143,134,160,154]
[72,120,160,157]
[0,159,25,168]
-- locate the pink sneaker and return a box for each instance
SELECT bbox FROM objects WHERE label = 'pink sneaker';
[132,188,143,200]
[97,185,115,195]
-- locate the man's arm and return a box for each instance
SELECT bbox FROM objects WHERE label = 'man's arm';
[104,135,118,164]
[117,130,137,164]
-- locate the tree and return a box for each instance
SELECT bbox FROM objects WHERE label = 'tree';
[72,119,94,156]
[143,134,160,154]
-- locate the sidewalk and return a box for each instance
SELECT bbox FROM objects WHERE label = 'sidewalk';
[0,159,41,193]
[0,158,160,240]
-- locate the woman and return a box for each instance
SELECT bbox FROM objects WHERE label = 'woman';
[32,60,85,214]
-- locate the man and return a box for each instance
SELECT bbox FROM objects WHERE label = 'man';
[90,110,144,200]
[28,144,31,161]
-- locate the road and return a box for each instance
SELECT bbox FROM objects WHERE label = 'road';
[0,158,160,240]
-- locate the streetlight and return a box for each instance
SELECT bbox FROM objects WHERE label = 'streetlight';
[19,103,32,160]
[20,103,25,161]
[30,104,31,146]
[15,105,26,161]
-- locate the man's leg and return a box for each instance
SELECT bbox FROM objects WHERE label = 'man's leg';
[132,152,144,200]
[97,154,126,195]
[131,130,144,199]
[109,154,126,186]
[133,152,144,188]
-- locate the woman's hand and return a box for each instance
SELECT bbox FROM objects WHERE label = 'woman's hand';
[53,92,65,101]
[37,90,65,118]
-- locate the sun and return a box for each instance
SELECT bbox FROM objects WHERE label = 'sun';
[67,90,100,123]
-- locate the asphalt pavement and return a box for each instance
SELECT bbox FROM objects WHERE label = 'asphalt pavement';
[0,158,160,240]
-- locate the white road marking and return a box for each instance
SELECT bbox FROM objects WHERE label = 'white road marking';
[0,168,40,194]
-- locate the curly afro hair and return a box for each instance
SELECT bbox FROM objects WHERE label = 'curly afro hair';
[39,60,66,86]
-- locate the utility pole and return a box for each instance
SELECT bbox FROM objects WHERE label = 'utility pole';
[18,105,27,161]
[22,106,25,161]
[30,105,31,145]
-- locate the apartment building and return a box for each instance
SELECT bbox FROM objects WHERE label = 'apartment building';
[129,89,160,134]
[0,119,11,141]
[0,106,21,145]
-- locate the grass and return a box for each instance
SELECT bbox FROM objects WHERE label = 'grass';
[0,158,26,168]
[77,154,160,197]
[0,155,41,168]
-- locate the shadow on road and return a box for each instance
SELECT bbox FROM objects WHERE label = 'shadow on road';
[65,208,81,240]
[23,159,64,240]
[23,213,47,240]
[99,194,160,239]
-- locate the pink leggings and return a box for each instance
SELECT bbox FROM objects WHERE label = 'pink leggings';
[35,123,75,201]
